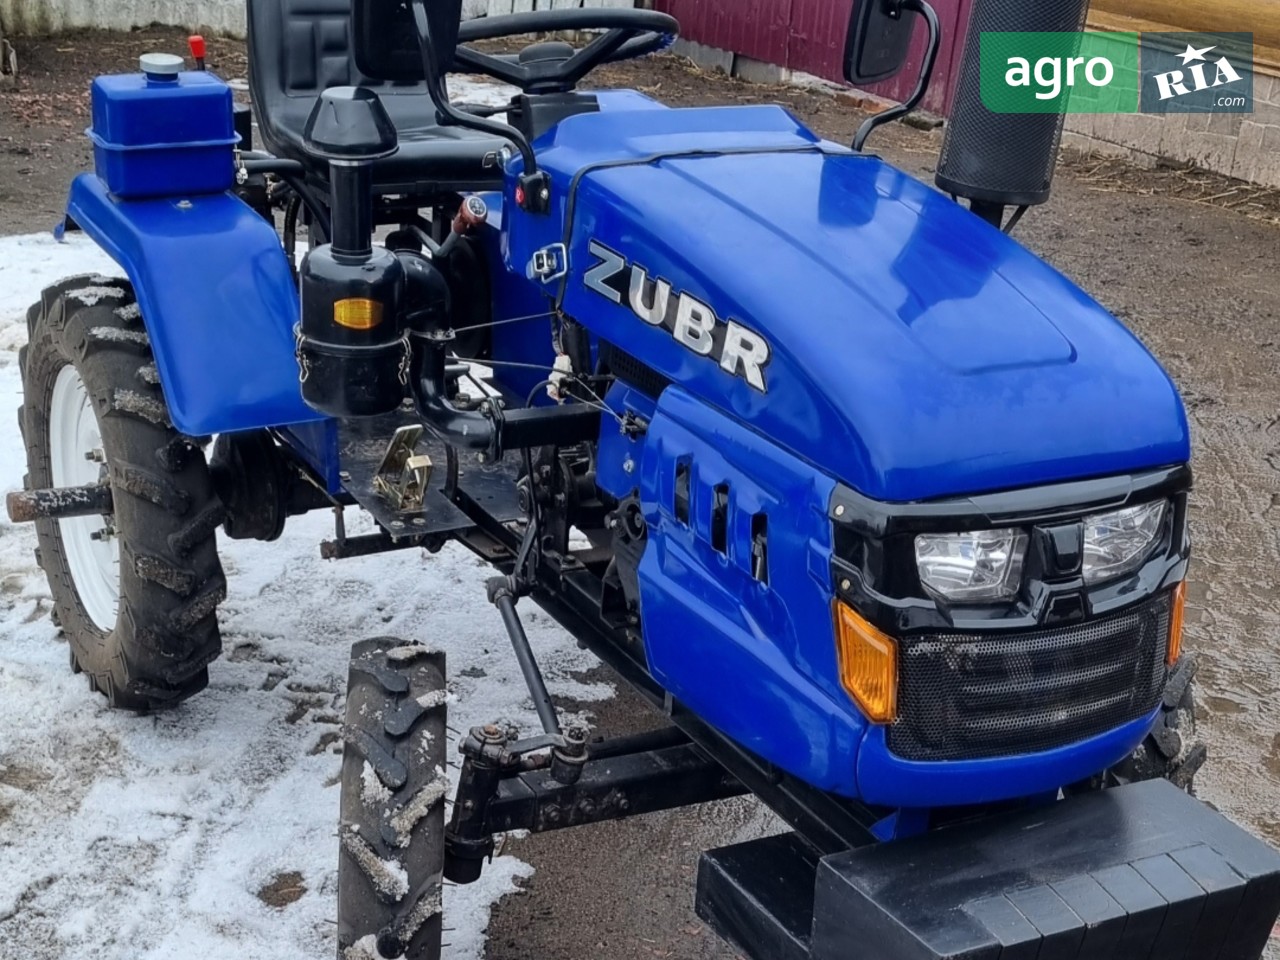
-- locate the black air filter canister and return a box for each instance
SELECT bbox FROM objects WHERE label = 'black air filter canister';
[936,0,1093,208]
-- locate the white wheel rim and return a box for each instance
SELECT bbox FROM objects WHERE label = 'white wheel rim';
[50,364,120,632]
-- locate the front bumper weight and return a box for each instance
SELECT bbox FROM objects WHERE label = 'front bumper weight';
[697,779,1280,960]
[696,832,819,960]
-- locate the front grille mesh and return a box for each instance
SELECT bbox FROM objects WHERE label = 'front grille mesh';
[888,593,1171,762]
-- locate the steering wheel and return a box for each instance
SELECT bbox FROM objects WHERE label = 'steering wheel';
[454,9,680,94]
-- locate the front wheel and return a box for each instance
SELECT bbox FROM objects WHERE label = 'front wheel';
[1111,654,1205,791]
[20,277,227,710]
[338,639,449,959]
[1067,655,1206,796]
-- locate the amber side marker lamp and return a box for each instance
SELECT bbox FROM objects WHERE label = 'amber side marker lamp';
[1168,581,1187,666]
[834,601,898,724]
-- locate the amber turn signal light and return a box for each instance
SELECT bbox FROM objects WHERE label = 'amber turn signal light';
[834,601,898,724]
[333,298,384,331]
[1168,581,1187,665]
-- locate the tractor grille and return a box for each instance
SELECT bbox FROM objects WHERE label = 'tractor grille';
[600,341,671,398]
[888,593,1172,762]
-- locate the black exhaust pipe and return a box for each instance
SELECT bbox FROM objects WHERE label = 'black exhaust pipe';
[936,0,1093,228]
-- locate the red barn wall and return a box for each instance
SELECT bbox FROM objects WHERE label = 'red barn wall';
[654,0,976,115]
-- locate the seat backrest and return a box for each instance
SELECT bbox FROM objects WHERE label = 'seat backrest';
[353,0,464,85]
[248,0,380,101]
[248,0,439,161]
[246,0,506,193]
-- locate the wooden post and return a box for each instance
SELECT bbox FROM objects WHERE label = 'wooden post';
[1091,0,1280,74]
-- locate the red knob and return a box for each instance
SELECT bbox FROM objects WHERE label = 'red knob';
[188,35,207,62]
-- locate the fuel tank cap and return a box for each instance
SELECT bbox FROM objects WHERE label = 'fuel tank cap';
[139,52,184,80]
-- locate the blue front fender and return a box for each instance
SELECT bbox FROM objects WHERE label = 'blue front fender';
[64,174,324,436]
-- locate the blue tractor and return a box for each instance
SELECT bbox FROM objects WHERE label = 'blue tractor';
[7,0,1280,956]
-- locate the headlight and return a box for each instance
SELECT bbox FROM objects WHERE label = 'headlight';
[914,528,1029,603]
[1083,500,1167,585]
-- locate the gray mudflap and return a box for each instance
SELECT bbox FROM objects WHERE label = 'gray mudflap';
[697,779,1280,960]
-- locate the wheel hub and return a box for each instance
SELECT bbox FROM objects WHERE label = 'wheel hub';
[49,364,119,632]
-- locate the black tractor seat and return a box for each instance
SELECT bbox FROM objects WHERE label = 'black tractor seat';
[247,0,508,195]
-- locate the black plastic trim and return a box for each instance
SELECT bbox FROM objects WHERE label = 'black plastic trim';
[830,465,1190,536]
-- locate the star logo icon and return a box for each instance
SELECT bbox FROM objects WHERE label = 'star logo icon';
[1178,43,1217,65]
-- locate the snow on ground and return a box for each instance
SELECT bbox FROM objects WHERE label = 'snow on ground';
[0,232,614,959]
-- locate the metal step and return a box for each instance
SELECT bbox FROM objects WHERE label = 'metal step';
[697,779,1280,960]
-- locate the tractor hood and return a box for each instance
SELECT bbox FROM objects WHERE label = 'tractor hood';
[528,101,1189,502]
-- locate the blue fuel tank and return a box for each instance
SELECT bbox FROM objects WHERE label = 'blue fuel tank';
[88,54,238,200]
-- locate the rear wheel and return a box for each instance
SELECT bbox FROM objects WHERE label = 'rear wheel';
[339,639,449,960]
[20,277,226,710]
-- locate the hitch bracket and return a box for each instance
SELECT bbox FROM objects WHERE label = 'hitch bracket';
[372,425,434,511]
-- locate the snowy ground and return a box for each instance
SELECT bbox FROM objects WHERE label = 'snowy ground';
[0,233,614,958]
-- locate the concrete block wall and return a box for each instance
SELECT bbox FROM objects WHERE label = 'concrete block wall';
[1064,81,1280,189]
[672,38,817,88]
[476,0,635,12]
[1068,0,1280,188]
[0,0,633,38]
[0,0,245,35]
[675,33,1280,191]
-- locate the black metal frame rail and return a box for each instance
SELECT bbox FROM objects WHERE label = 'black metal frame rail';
[446,481,885,856]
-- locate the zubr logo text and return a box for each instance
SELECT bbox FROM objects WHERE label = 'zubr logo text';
[1152,44,1242,102]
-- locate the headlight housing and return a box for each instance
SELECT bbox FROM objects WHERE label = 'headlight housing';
[914,528,1029,603]
[1082,500,1167,585]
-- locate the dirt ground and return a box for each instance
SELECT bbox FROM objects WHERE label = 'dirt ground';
[3,25,1280,960]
